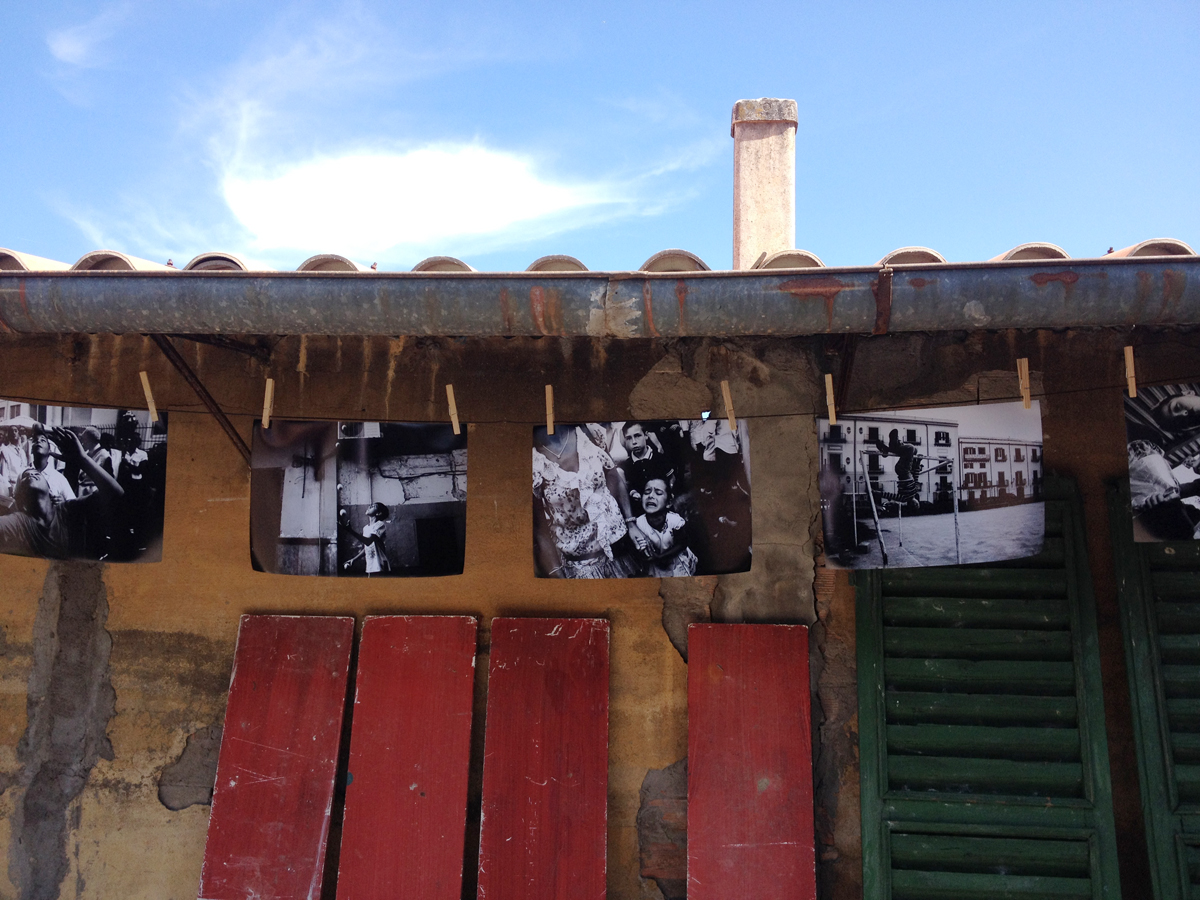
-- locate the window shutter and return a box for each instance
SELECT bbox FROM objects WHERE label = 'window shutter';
[1110,481,1200,900]
[857,476,1120,898]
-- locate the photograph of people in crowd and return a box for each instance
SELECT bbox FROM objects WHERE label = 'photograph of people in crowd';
[0,401,167,563]
[251,420,467,576]
[531,418,751,579]
[1124,383,1200,541]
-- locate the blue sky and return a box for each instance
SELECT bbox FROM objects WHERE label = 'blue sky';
[2,1,1197,271]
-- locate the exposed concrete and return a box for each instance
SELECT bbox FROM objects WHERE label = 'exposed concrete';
[8,562,114,900]
[810,566,862,900]
[157,724,222,810]
[657,577,715,661]
[636,757,687,900]
[732,98,797,269]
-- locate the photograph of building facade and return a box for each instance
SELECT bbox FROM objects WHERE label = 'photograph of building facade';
[959,436,1043,502]
[818,401,1044,568]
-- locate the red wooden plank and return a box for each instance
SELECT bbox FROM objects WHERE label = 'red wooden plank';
[199,615,355,900]
[477,618,609,900]
[335,615,477,900]
[687,624,816,900]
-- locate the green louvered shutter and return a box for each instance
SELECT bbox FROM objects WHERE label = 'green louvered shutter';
[1110,481,1200,900]
[857,476,1121,899]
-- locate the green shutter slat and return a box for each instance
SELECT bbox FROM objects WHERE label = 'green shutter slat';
[1174,733,1200,762]
[1154,571,1200,598]
[890,834,1090,877]
[886,692,1078,727]
[1147,542,1200,568]
[884,627,1073,661]
[1177,765,1200,803]
[882,569,1068,599]
[1157,602,1200,634]
[884,597,1071,630]
[888,756,1083,797]
[1161,634,1200,665]
[1169,699,1200,731]
[885,659,1076,695]
[891,869,1091,899]
[1164,665,1200,698]
[887,725,1080,761]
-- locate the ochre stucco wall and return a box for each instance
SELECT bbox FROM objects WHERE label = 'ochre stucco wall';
[0,328,1191,899]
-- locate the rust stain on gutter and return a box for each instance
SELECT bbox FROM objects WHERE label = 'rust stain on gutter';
[675,280,688,335]
[1030,270,1080,302]
[872,268,894,335]
[777,276,853,332]
[499,288,514,334]
[530,286,563,336]
[642,283,660,337]
[909,277,934,289]
[1160,269,1187,321]
[530,286,548,334]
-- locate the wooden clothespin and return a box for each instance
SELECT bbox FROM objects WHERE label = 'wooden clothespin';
[720,380,737,433]
[1125,346,1137,398]
[825,373,837,425]
[446,384,461,435]
[1017,358,1031,409]
[545,384,555,435]
[139,370,159,423]
[262,377,275,429]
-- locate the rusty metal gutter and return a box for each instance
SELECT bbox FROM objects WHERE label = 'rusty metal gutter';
[0,257,1195,337]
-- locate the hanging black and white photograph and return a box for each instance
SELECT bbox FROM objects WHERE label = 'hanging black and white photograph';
[819,400,1044,568]
[532,418,752,579]
[251,421,467,576]
[0,400,168,563]
[1124,383,1200,541]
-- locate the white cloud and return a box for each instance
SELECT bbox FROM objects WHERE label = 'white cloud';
[222,145,620,259]
[47,3,131,68]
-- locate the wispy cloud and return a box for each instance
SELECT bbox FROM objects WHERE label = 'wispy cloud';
[223,145,623,259]
[46,3,132,68]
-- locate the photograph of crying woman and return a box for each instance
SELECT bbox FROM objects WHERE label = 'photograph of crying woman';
[532,419,751,579]
[251,420,467,576]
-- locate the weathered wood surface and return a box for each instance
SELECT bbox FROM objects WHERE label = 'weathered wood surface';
[476,618,609,900]
[687,624,816,900]
[335,616,477,900]
[198,615,354,900]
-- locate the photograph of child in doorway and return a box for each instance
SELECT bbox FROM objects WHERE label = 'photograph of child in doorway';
[339,501,391,575]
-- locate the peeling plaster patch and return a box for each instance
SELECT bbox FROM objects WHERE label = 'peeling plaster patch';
[658,577,716,661]
[158,725,223,811]
[963,300,988,326]
[637,758,687,900]
[8,562,115,900]
[586,285,640,338]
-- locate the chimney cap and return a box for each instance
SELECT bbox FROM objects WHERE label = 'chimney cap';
[731,98,798,136]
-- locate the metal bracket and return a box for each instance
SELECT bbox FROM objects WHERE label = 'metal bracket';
[149,334,251,466]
